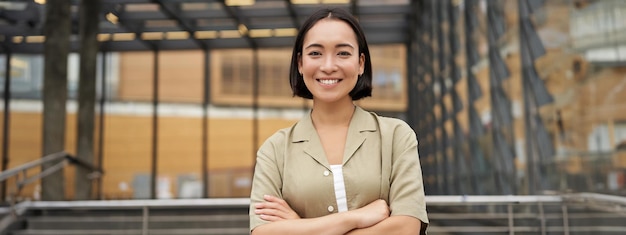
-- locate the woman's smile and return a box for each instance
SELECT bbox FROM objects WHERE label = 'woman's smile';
[317,78,342,86]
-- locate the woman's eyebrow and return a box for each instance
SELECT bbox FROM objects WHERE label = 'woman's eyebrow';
[304,43,355,49]
[335,43,355,49]
[304,43,323,49]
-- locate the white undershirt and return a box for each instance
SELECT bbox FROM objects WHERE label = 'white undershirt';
[330,164,348,212]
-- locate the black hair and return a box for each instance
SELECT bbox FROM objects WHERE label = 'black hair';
[289,8,372,100]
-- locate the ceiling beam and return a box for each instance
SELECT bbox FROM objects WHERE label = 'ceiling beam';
[284,0,300,30]
[114,5,159,51]
[351,0,358,17]
[216,0,257,48]
[153,0,207,50]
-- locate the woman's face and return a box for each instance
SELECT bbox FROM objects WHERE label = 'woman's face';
[298,18,364,104]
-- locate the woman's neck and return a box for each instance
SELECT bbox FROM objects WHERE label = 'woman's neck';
[310,99,355,127]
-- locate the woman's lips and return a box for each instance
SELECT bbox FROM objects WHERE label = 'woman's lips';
[317,79,340,85]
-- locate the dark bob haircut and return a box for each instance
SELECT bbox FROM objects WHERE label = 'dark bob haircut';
[289,8,373,100]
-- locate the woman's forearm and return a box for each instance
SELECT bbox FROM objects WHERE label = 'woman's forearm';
[252,212,359,235]
[345,215,422,235]
[252,197,390,235]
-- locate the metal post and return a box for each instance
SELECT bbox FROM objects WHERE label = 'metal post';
[96,51,107,200]
[464,0,485,195]
[202,49,210,198]
[42,0,70,201]
[432,0,447,195]
[508,203,514,235]
[519,0,554,196]
[142,206,149,235]
[252,48,259,164]
[538,201,546,235]
[1,51,11,203]
[428,0,440,195]
[150,50,159,199]
[406,9,416,131]
[562,203,570,235]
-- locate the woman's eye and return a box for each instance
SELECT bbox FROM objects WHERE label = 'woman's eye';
[338,51,352,56]
[308,51,321,56]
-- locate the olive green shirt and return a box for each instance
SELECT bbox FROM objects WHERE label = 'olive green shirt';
[250,107,429,233]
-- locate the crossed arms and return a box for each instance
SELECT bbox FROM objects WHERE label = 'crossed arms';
[251,195,422,235]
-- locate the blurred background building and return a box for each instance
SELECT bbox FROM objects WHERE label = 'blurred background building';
[0,0,624,202]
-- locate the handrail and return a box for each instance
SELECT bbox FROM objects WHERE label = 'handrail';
[564,192,626,205]
[15,198,251,210]
[562,193,626,214]
[7,193,622,210]
[0,151,104,184]
[0,152,67,182]
[0,152,105,233]
[0,151,104,203]
[424,195,563,205]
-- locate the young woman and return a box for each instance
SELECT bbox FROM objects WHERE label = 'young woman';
[249,8,428,235]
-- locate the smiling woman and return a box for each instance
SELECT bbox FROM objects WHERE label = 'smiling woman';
[298,18,365,105]
[249,7,428,235]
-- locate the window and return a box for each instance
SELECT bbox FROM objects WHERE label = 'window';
[211,45,407,111]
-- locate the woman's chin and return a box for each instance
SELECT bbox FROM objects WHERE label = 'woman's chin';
[313,95,351,105]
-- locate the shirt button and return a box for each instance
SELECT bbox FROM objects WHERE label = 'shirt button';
[327,206,334,212]
[323,170,330,176]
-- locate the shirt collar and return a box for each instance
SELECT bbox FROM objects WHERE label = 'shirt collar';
[291,106,377,143]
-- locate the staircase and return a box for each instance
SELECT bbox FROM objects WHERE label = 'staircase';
[2,193,626,235]
[424,193,626,235]
[1,199,250,235]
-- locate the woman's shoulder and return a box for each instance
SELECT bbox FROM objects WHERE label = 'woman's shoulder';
[262,126,294,146]
[367,110,413,134]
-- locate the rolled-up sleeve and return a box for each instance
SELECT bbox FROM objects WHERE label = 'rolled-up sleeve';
[388,122,429,233]
[249,132,285,231]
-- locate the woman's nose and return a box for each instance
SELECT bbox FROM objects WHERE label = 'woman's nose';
[320,55,337,73]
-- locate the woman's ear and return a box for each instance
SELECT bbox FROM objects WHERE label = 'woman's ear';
[359,53,365,75]
[298,52,303,75]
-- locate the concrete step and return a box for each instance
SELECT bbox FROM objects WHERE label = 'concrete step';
[11,228,249,235]
[26,214,248,230]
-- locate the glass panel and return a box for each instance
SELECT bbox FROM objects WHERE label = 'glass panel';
[158,51,204,103]
[102,110,154,199]
[0,54,43,99]
[117,52,154,102]
[157,114,203,199]
[358,44,407,112]
[101,51,154,199]
[258,48,291,98]
[156,50,204,198]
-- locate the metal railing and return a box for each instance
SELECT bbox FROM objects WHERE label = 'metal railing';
[1,193,624,234]
[0,151,103,232]
[426,193,626,234]
[0,152,103,202]
[6,198,250,235]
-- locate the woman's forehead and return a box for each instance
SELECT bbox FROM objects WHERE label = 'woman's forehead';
[302,19,358,48]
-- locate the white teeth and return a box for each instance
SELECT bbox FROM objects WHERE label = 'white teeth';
[319,79,339,85]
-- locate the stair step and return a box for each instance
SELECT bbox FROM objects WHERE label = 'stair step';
[28,214,248,222]
[12,228,249,235]
[26,214,249,230]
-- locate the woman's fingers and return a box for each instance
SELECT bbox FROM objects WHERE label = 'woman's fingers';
[255,205,291,220]
[255,208,286,220]
[258,214,282,222]
[262,194,288,206]
[350,199,390,228]
[255,195,300,221]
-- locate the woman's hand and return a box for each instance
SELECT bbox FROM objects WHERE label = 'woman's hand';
[348,199,390,229]
[254,196,388,230]
[254,195,301,221]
